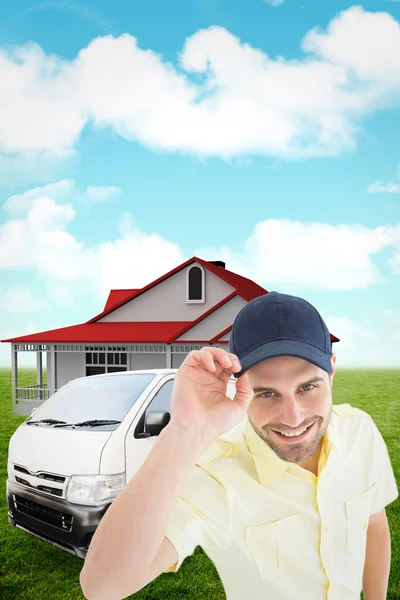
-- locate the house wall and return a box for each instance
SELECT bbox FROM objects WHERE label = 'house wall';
[98,262,235,322]
[57,352,85,389]
[130,353,167,370]
[171,353,187,369]
[178,296,247,340]
[218,332,231,342]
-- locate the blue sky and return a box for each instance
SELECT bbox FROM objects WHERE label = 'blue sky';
[0,0,399,367]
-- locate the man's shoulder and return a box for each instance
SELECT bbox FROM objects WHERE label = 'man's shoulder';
[331,403,378,443]
[332,403,371,419]
[196,418,248,468]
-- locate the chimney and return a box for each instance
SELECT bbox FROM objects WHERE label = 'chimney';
[207,261,226,268]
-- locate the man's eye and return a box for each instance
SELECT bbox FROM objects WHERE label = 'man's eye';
[259,384,315,398]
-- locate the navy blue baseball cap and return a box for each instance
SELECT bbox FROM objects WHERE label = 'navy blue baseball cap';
[228,291,333,377]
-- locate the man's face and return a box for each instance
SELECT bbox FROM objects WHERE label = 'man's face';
[246,354,336,464]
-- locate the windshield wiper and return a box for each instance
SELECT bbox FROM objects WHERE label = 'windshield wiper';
[26,419,67,425]
[53,420,121,428]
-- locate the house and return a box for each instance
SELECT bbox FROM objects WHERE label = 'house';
[2,256,340,416]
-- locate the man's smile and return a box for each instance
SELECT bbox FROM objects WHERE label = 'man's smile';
[271,421,316,442]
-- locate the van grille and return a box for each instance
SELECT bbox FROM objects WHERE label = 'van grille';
[14,465,66,483]
[14,476,64,497]
[13,494,73,531]
[13,465,66,498]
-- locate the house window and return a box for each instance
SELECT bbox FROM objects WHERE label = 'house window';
[86,351,128,376]
[187,265,205,303]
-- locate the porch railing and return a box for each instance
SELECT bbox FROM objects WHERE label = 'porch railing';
[16,385,50,402]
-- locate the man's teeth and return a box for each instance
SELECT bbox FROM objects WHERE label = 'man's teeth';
[278,426,309,437]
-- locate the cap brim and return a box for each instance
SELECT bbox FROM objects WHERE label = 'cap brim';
[233,339,332,377]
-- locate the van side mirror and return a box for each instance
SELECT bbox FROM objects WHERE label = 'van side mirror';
[144,410,171,436]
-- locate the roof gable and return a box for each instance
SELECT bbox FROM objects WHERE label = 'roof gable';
[104,289,141,312]
[88,256,268,323]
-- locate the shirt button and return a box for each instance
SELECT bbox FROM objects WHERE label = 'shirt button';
[221,443,233,456]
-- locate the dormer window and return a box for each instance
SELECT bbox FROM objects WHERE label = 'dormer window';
[187,265,205,303]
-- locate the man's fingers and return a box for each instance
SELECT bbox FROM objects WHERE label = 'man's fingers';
[197,347,241,371]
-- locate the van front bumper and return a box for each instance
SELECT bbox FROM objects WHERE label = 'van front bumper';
[6,478,110,560]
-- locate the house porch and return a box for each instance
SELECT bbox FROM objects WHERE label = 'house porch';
[10,341,227,417]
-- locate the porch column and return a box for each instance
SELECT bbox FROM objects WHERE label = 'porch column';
[36,351,43,400]
[166,345,172,368]
[36,351,43,387]
[49,345,56,397]
[11,343,18,412]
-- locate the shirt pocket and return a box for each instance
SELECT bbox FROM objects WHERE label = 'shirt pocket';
[345,482,376,557]
[245,513,304,582]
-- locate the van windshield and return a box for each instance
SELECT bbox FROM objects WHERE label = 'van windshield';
[25,372,157,427]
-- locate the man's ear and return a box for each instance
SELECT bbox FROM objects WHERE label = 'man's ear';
[330,354,337,382]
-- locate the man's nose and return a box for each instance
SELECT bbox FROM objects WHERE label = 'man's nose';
[279,396,305,429]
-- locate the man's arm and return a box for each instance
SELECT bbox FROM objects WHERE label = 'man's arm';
[80,422,213,600]
[362,508,391,600]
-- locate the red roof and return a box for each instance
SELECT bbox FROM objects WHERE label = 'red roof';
[3,322,193,344]
[1,256,340,344]
[103,289,140,312]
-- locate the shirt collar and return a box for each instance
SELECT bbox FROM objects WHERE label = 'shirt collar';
[244,411,340,488]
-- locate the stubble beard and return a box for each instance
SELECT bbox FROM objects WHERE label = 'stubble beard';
[249,403,333,464]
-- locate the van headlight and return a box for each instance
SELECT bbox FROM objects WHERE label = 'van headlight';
[66,473,125,506]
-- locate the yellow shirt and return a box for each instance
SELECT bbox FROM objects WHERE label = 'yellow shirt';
[164,403,398,600]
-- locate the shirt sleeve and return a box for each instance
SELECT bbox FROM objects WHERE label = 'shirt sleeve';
[369,418,398,515]
[162,463,233,573]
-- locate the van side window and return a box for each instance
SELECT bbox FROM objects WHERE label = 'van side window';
[145,379,174,417]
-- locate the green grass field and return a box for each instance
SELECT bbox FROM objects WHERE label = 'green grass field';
[0,368,399,599]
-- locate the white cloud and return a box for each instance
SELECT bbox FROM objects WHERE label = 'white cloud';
[2,179,122,215]
[195,220,400,290]
[0,6,399,163]
[0,196,95,279]
[83,185,122,202]
[0,184,185,304]
[322,314,400,368]
[0,42,86,154]
[0,285,44,314]
[263,0,285,6]
[302,7,400,91]
[0,148,77,189]
[368,162,400,193]
[368,181,400,193]
[3,179,75,214]
[1,182,400,308]
[381,308,400,326]
[388,250,400,274]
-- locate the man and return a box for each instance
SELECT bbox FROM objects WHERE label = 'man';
[80,292,398,600]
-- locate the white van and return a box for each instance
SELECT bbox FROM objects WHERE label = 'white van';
[6,369,237,560]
